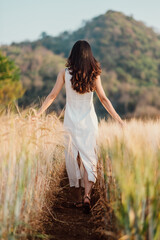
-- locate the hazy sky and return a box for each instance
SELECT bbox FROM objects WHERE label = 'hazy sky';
[1,0,160,45]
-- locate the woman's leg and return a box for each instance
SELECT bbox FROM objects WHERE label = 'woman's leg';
[73,153,82,204]
[77,151,94,203]
[83,166,94,204]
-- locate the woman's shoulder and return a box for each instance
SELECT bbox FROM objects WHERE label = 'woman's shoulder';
[58,68,67,77]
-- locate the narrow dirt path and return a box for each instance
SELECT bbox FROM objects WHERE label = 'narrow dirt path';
[40,164,118,240]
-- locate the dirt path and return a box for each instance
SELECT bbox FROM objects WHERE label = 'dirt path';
[40,166,118,240]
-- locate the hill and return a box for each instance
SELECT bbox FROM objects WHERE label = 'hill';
[1,45,66,113]
[2,10,160,118]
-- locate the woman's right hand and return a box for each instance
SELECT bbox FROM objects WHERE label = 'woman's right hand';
[31,108,39,121]
[31,116,38,121]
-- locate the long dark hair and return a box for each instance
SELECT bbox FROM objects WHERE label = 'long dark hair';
[65,40,102,94]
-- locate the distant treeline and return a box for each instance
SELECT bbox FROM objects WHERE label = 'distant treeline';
[1,10,160,119]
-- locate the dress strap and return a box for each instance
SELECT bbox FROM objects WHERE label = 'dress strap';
[64,68,67,83]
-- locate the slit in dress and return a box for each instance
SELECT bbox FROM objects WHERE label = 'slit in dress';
[76,150,95,187]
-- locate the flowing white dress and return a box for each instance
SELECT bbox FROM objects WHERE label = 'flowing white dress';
[63,68,99,188]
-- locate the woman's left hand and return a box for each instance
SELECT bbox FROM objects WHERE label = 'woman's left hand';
[119,119,126,129]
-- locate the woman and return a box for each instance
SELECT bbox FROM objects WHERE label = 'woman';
[33,40,125,214]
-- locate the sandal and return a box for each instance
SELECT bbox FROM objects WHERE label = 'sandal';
[83,195,91,214]
[73,200,83,208]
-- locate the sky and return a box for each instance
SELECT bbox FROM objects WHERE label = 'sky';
[1,0,160,45]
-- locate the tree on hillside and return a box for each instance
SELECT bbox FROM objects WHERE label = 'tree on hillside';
[40,32,48,39]
[0,51,25,107]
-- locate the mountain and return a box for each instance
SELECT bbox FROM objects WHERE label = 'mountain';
[1,45,66,113]
[2,10,160,118]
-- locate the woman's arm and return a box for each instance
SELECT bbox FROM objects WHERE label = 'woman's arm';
[95,75,124,126]
[36,69,65,116]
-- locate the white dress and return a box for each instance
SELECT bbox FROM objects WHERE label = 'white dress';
[63,68,99,188]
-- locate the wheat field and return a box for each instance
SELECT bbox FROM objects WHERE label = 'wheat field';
[0,108,67,239]
[0,108,160,240]
[97,117,160,239]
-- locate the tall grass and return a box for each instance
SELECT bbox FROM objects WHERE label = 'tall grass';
[98,118,160,240]
[1,108,160,240]
[0,108,66,239]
